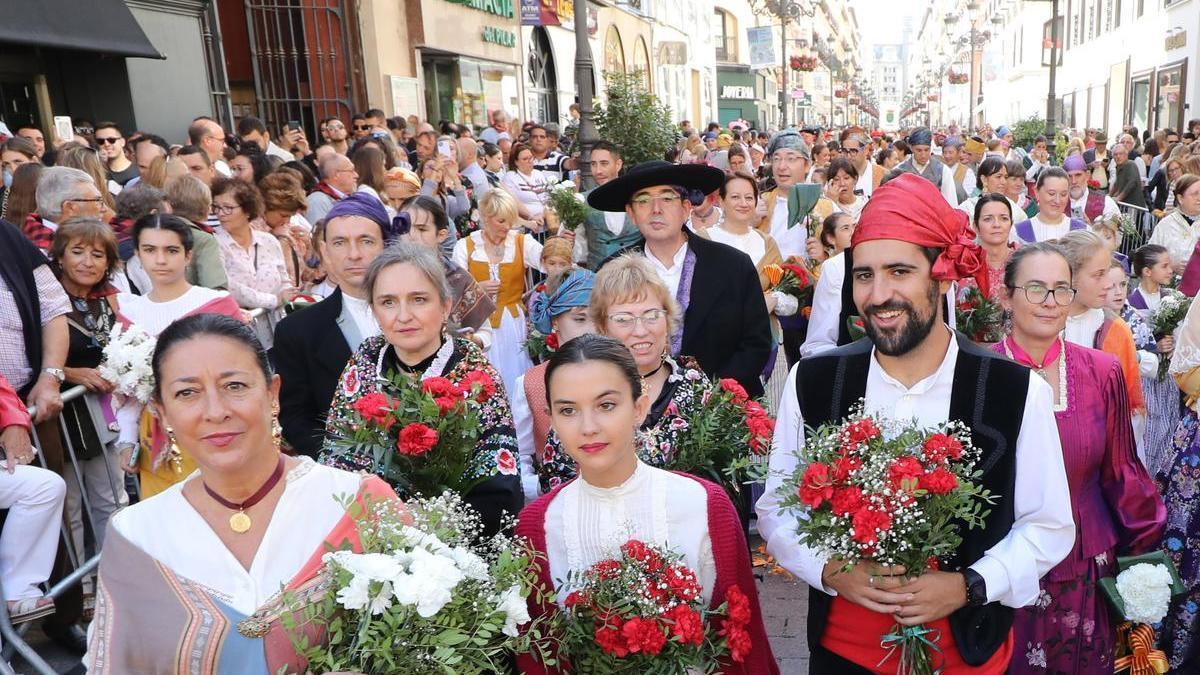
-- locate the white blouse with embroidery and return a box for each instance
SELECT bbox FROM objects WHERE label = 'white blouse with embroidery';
[542,461,717,605]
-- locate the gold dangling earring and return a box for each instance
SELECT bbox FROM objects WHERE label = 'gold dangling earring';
[271,403,283,450]
[165,424,184,474]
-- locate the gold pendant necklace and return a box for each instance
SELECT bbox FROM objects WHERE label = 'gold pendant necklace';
[202,455,286,534]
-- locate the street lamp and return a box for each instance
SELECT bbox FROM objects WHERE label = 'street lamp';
[750,0,817,129]
[573,0,598,189]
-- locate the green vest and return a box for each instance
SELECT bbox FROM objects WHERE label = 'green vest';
[582,191,643,269]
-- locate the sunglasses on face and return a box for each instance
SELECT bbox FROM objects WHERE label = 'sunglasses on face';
[354,124,371,131]
[95,136,122,145]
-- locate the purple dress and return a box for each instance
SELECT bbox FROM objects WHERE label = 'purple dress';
[995,342,1166,673]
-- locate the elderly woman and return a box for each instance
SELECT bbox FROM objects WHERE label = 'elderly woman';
[114,215,243,497]
[211,177,295,346]
[85,313,398,673]
[1149,174,1200,274]
[1014,168,1087,243]
[512,268,596,501]
[533,255,719,494]
[319,243,521,535]
[996,243,1164,674]
[162,175,228,289]
[453,188,543,394]
[257,169,316,290]
[515,335,777,675]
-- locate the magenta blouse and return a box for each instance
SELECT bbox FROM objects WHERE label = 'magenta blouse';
[995,341,1165,580]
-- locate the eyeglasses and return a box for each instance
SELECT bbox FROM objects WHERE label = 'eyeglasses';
[325,122,345,130]
[607,309,669,330]
[354,124,371,131]
[95,136,122,145]
[840,146,861,154]
[66,197,104,206]
[1008,283,1076,306]
[212,204,241,215]
[630,194,682,209]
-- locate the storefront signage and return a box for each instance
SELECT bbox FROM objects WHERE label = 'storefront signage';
[747,26,774,70]
[447,0,515,19]
[722,85,755,100]
[1165,30,1186,51]
[520,0,560,25]
[658,41,687,65]
[482,26,517,46]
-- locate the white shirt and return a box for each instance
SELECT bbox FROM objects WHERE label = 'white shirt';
[756,334,1075,607]
[502,170,552,218]
[765,190,807,260]
[854,161,875,197]
[800,251,845,358]
[912,160,960,206]
[706,226,766,265]
[341,292,381,342]
[1023,215,1076,243]
[266,140,293,162]
[108,458,361,615]
[644,241,689,298]
[214,159,232,178]
[1064,307,1105,349]
[1068,190,1120,222]
[511,372,541,503]
[1149,211,1200,270]
[544,461,717,605]
[452,230,544,276]
[1137,285,1164,313]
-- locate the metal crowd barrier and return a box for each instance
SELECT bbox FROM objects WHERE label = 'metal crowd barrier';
[1116,201,1160,258]
[0,306,269,673]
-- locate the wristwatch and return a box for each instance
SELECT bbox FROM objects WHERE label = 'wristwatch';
[41,367,65,384]
[962,568,988,607]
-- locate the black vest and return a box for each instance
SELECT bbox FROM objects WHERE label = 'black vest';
[793,334,1029,666]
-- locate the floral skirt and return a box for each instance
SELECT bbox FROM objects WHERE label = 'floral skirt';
[1158,408,1200,670]
[1010,552,1116,674]
[1143,374,1183,478]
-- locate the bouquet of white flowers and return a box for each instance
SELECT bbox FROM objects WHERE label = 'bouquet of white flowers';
[97,324,157,404]
[1149,291,1191,379]
[283,492,554,674]
[1099,551,1185,674]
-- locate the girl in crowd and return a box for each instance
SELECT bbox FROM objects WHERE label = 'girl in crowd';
[1005,158,1032,216]
[825,157,867,221]
[1149,174,1200,274]
[513,268,596,502]
[211,177,295,347]
[514,334,777,674]
[0,136,39,217]
[86,314,399,673]
[1128,244,1183,477]
[229,147,271,186]
[957,157,1017,226]
[816,212,854,260]
[1090,214,1130,274]
[352,145,393,215]
[320,243,521,536]
[453,189,543,394]
[997,243,1164,674]
[1013,168,1087,243]
[113,215,243,497]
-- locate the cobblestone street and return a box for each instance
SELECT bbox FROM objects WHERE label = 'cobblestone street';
[756,561,811,674]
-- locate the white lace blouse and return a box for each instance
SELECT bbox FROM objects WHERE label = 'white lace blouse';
[542,461,717,605]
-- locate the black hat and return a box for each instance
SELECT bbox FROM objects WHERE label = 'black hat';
[800,125,821,135]
[586,160,725,212]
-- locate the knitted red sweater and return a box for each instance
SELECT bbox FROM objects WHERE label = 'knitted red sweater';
[514,471,779,674]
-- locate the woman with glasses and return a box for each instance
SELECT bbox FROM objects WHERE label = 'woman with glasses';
[531,255,718,494]
[211,177,296,347]
[995,242,1164,675]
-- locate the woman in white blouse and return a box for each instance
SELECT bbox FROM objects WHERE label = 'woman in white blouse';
[513,334,777,674]
[501,142,551,229]
[1149,173,1200,274]
[452,188,543,394]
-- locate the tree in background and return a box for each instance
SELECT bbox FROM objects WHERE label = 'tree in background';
[595,72,677,168]
[1011,115,1047,150]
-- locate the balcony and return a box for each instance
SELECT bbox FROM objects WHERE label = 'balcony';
[715,35,739,63]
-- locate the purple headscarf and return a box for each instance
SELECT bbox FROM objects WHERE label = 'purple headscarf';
[324,192,400,243]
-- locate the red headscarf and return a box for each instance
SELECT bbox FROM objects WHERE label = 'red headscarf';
[851,173,986,289]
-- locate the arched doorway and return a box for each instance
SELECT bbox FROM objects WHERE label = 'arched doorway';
[632,36,651,87]
[604,25,625,75]
[527,26,558,124]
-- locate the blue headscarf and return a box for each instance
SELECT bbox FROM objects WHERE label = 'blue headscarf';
[324,192,401,243]
[530,268,595,335]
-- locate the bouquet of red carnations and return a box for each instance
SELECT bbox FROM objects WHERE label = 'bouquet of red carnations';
[524,328,559,364]
[654,376,773,502]
[327,370,497,498]
[780,404,995,675]
[557,539,752,673]
[763,260,815,307]
[955,285,1004,344]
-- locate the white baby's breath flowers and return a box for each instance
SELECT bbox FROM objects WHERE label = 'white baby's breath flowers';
[98,324,157,404]
[1115,563,1174,625]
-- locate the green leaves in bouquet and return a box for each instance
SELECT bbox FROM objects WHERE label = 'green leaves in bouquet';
[546,186,591,232]
[954,285,1004,344]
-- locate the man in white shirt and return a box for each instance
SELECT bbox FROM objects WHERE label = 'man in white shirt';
[587,161,772,397]
[478,110,509,145]
[529,124,573,182]
[237,116,295,162]
[187,116,232,178]
[758,173,1074,671]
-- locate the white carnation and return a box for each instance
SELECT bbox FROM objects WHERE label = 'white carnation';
[335,574,372,611]
[494,584,530,637]
[1115,563,1173,625]
[98,324,157,403]
[448,546,490,581]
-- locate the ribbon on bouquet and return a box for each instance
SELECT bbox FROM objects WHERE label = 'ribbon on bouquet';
[878,622,944,675]
[1114,622,1169,675]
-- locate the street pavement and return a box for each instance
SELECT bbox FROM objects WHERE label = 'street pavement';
[10,538,812,675]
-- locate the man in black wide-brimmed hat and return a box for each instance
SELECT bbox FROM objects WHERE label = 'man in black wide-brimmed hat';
[588,160,772,397]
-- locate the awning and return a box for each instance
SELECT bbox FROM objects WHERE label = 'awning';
[0,0,163,59]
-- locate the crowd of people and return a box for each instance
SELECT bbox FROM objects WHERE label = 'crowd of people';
[3,104,1200,674]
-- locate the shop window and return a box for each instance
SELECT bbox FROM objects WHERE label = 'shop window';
[527,27,558,125]
[1129,76,1150,132]
[604,26,626,75]
[1155,64,1186,133]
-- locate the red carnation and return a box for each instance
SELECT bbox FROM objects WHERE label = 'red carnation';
[460,370,496,402]
[433,395,459,416]
[664,604,705,646]
[621,617,667,656]
[545,332,560,350]
[564,590,589,609]
[923,433,964,463]
[744,400,767,419]
[720,585,753,662]
[725,584,752,625]
[621,540,665,572]
[831,454,862,482]
[888,456,925,492]
[720,378,749,404]
[798,462,835,508]
[396,423,438,456]
[919,467,959,494]
[843,418,881,447]
[595,621,629,657]
[663,564,701,603]
[591,559,622,580]
[351,392,394,428]
[851,507,893,545]
[830,486,866,516]
[421,376,459,399]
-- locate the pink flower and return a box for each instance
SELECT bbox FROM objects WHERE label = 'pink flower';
[496,449,517,475]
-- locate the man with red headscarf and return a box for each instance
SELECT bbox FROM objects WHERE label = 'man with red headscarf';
[759,174,1075,673]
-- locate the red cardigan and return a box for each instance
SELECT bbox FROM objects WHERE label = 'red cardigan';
[514,471,779,675]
